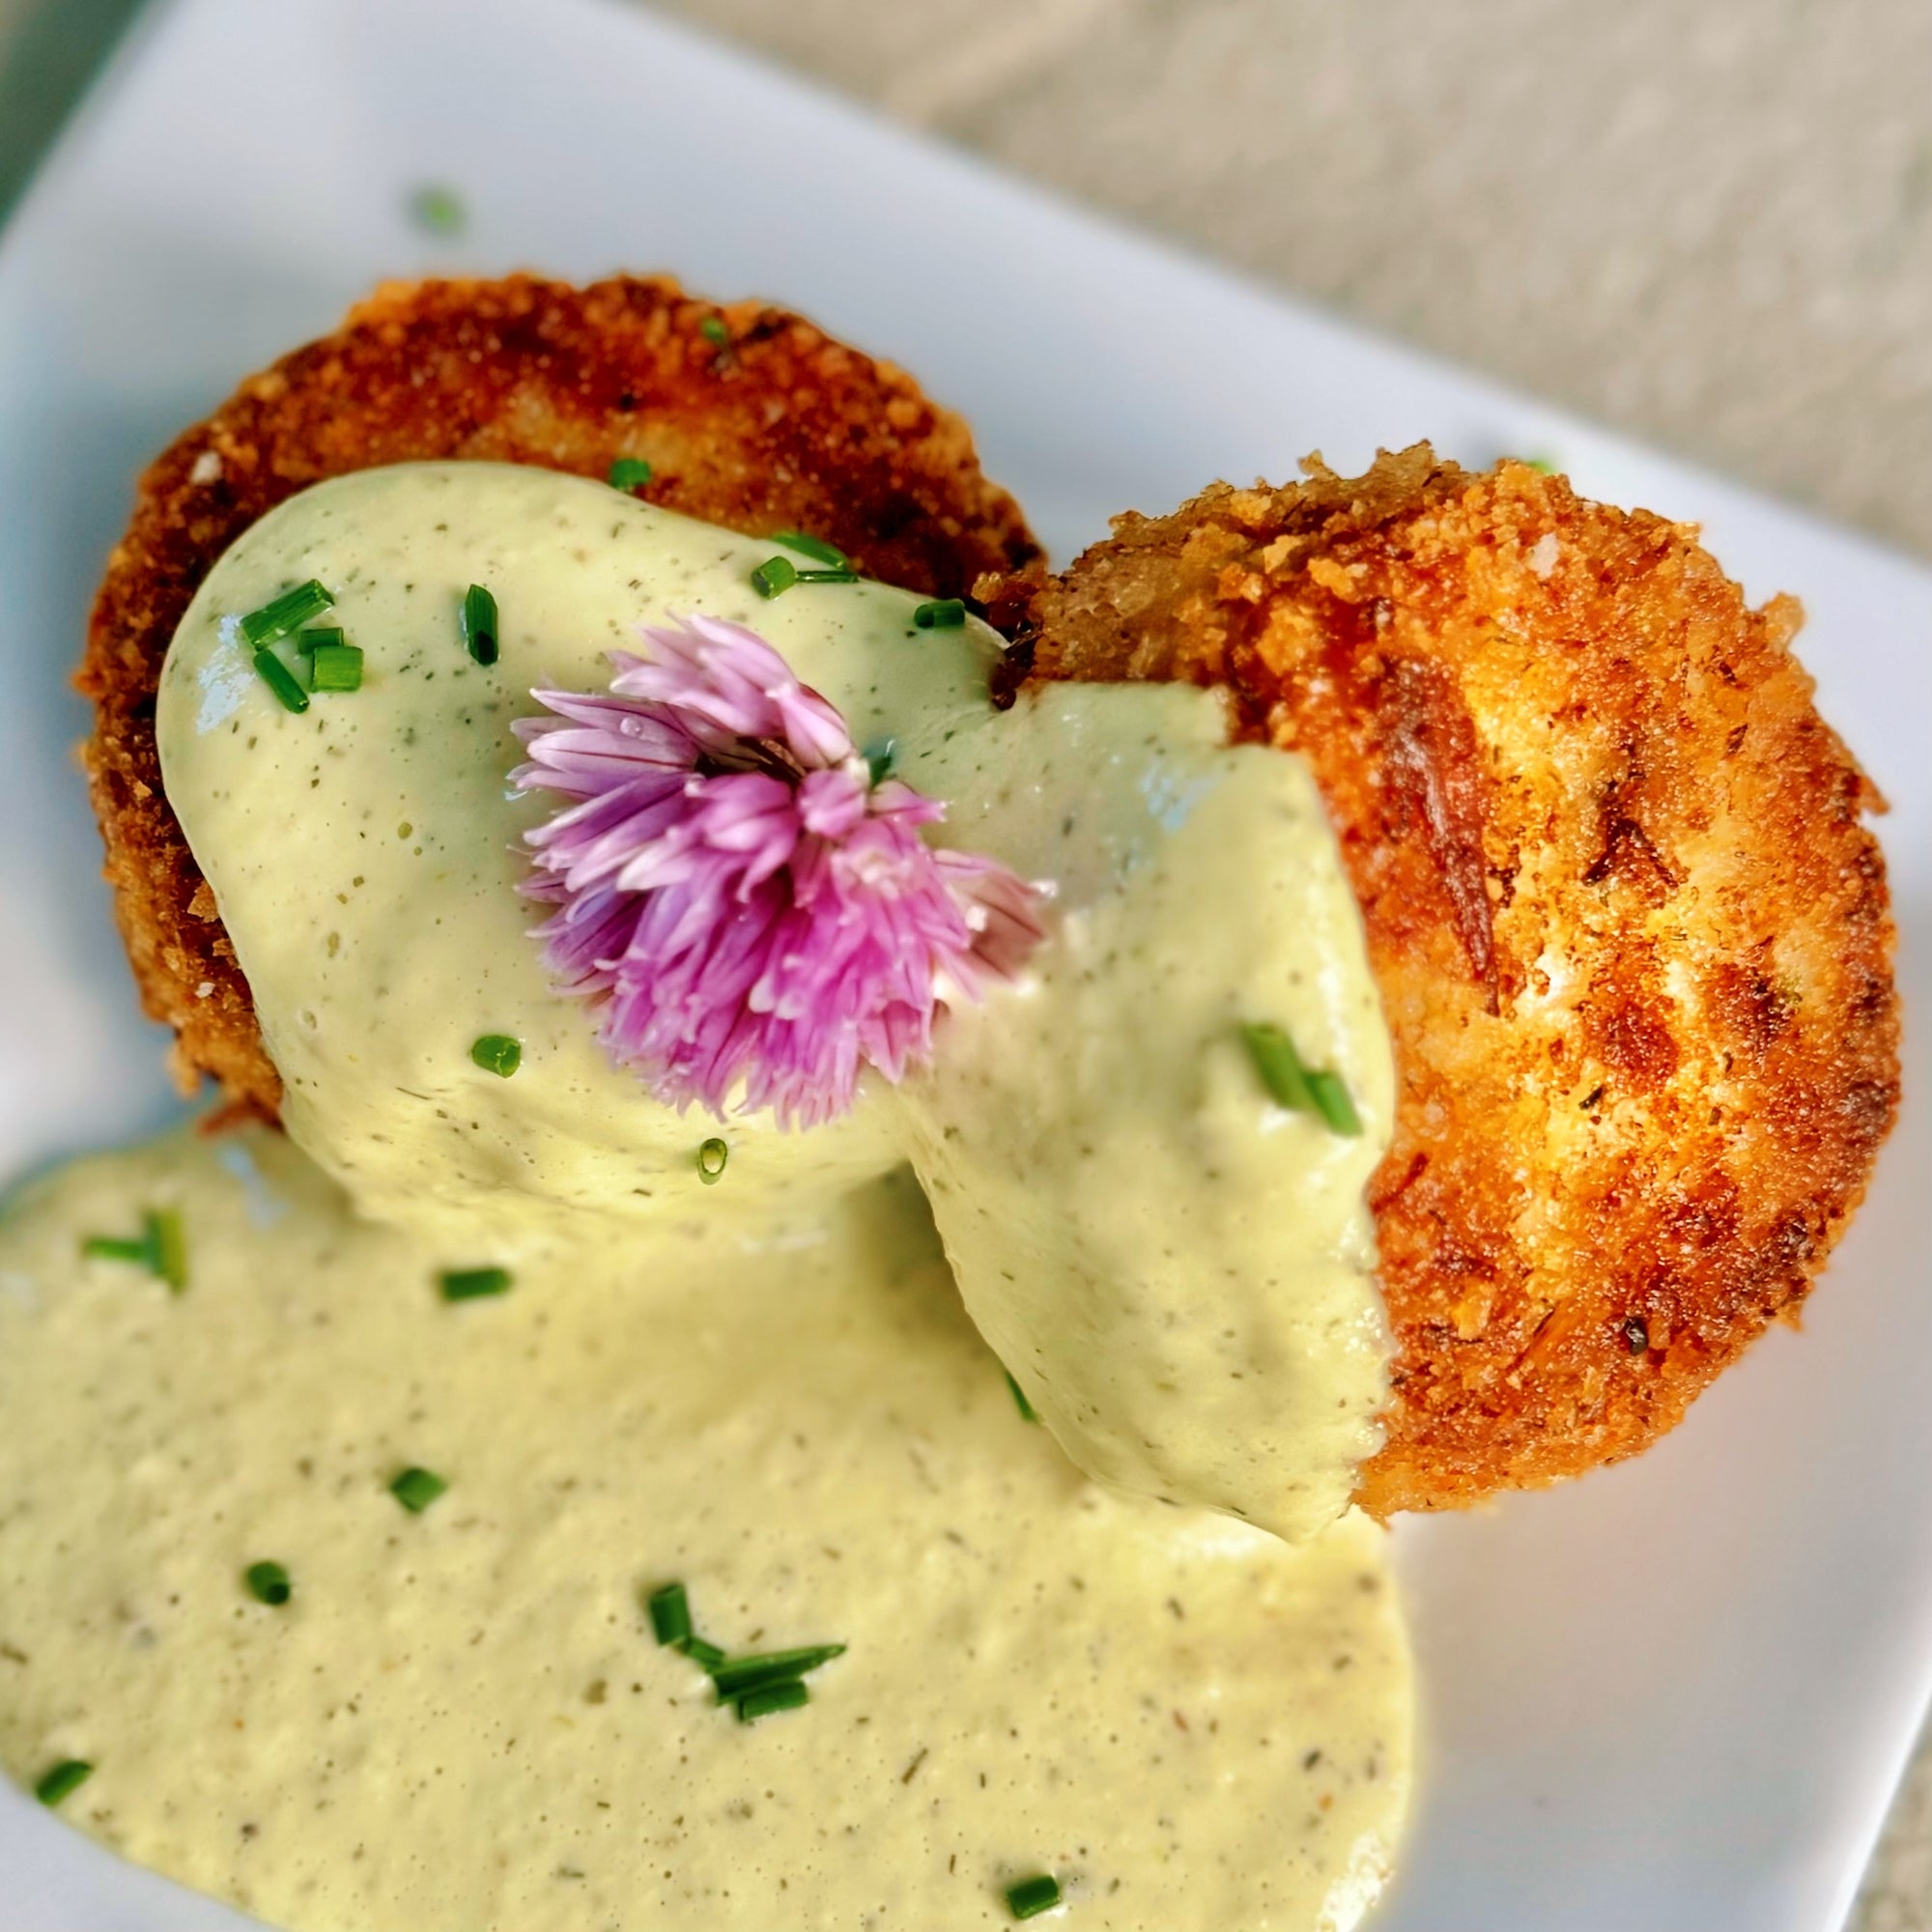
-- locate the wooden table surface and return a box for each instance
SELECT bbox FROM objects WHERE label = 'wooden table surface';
[1,0,1926,1924]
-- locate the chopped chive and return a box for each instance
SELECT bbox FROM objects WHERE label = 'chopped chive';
[737,1678,810,1722]
[82,1212,184,1290]
[914,598,966,630]
[697,1138,729,1184]
[771,531,849,568]
[608,457,654,492]
[683,1634,726,1670]
[82,1234,149,1264]
[795,567,859,583]
[296,626,345,653]
[390,1466,448,1513]
[648,1582,694,1649]
[253,647,310,714]
[710,1644,846,1702]
[1006,1874,1063,1920]
[145,1208,187,1293]
[34,1760,93,1807]
[1005,1370,1038,1424]
[699,316,729,346]
[409,184,467,236]
[469,1034,522,1077]
[1242,1023,1360,1136]
[440,1265,512,1302]
[244,1560,292,1606]
[461,583,499,666]
[864,739,896,786]
[241,580,334,648]
[1303,1068,1362,1137]
[751,555,799,600]
[308,641,363,692]
[1241,1022,1314,1113]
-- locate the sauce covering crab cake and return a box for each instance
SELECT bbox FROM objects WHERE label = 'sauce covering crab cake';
[146,463,1399,1544]
[1000,445,1900,1515]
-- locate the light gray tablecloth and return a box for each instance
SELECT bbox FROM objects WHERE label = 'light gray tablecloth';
[1,0,1925,1923]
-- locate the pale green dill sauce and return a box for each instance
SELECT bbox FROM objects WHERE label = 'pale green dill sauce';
[0,464,1417,1928]
[155,465,951,1239]
[0,1126,1411,1932]
[901,683,1396,1544]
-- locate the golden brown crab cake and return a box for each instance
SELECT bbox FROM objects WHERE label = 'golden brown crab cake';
[999,445,1899,1516]
[79,273,1041,1119]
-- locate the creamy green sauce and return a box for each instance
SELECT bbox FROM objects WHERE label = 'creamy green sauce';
[155,465,959,1236]
[901,685,1396,1544]
[0,1126,1411,1932]
[2,463,1419,1928]
[154,463,1396,1537]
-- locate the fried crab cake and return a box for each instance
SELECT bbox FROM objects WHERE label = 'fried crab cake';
[995,445,1899,1515]
[79,273,1041,1119]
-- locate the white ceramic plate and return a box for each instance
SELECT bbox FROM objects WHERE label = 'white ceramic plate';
[0,1,1926,1926]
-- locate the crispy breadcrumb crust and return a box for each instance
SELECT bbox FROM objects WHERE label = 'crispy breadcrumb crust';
[79,275,1040,1115]
[998,445,1899,1514]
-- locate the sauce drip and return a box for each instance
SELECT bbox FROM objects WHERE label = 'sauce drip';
[0,1126,1412,1932]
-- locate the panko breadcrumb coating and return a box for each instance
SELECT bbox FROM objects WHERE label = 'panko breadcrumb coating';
[79,274,1040,1119]
[999,445,1899,1515]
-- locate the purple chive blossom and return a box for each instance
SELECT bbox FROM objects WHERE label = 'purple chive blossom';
[512,613,1044,1128]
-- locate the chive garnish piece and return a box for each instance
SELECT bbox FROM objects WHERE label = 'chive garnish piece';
[700,316,729,345]
[241,580,334,647]
[440,1265,511,1302]
[34,1760,93,1807]
[409,185,467,236]
[244,1560,292,1606]
[609,457,654,492]
[914,598,966,630]
[737,1679,810,1722]
[83,1212,185,1290]
[296,626,345,653]
[145,1208,187,1293]
[469,1034,522,1077]
[795,567,859,583]
[697,1138,729,1184]
[1005,1370,1038,1423]
[1243,1024,1360,1136]
[683,1634,726,1670]
[1006,1874,1063,1920]
[648,1582,694,1649]
[253,648,310,714]
[751,555,799,600]
[1303,1067,1363,1137]
[864,739,896,786]
[461,583,499,665]
[390,1466,447,1513]
[771,531,849,568]
[710,1644,846,1701]
[82,1234,149,1264]
[308,641,363,692]
[1241,1021,1315,1113]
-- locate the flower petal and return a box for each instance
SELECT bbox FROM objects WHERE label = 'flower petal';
[515,614,1044,1125]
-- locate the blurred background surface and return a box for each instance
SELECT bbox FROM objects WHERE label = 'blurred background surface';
[16,0,1925,558]
[0,0,1926,1922]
